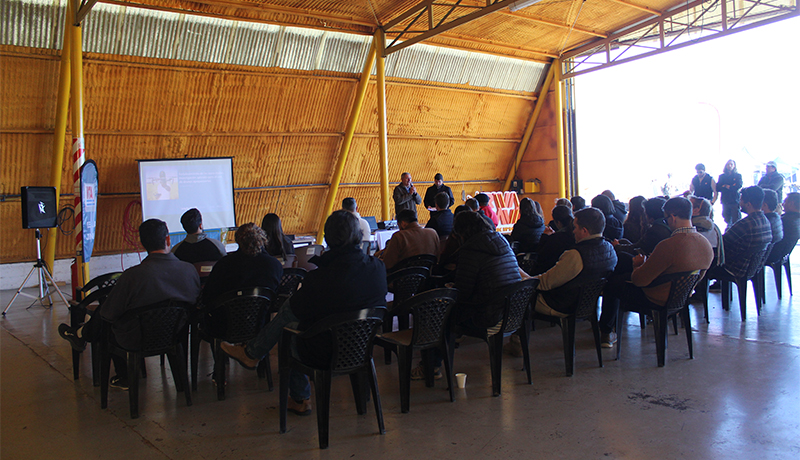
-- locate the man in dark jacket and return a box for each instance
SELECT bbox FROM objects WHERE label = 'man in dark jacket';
[58,219,201,389]
[221,211,387,415]
[758,161,785,202]
[171,208,227,264]
[690,164,717,203]
[768,192,800,264]
[423,173,455,210]
[425,191,454,239]
[533,207,616,317]
[532,205,575,275]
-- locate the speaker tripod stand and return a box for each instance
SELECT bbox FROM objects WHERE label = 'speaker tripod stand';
[3,229,70,316]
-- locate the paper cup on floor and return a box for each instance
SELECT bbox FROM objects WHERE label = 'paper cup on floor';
[456,373,467,388]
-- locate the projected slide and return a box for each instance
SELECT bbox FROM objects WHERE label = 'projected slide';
[139,158,236,232]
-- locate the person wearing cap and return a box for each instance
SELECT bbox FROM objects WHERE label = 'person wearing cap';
[423,173,455,211]
[758,160,785,202]
[690,163,717,203]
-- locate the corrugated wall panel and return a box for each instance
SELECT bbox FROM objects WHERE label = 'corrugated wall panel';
[0,54,59,130]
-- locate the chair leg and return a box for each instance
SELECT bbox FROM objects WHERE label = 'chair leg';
[128,352,140,419]
[681,308,693,360]
[439,342,455,402]
[190,324,200,391]
[383,319,393,365]
[257,357,274,391]
[615,306,624,362]
[213,340,226,401]
[785,259,793,296]
[279,362,290,434]
[751,277,762,316]
[698,276,710,324]
[560,316,576,377]
[487,334,504,396]
[773,263,782,299]
[100,338,111,409]
[397,345,412,413]
[736,280,747,321]
[671,314,678,335]
[519,319,533,383]
[652,310,668,368]
[422,349,436,388]
[166,350,184,393]
[367,359,386,435]
[589,316,603,368]
[176,344,192,407]
[349,372,368,415]
[314,370,332,449]
[721,279,731,311]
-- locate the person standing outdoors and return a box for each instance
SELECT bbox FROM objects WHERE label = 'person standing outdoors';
[690,163,717,203]
[717,159,743,228]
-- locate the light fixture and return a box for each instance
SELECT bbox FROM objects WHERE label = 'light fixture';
[509,0,544,12]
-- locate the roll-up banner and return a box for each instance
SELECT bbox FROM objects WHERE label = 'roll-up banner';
[80,160,98,263]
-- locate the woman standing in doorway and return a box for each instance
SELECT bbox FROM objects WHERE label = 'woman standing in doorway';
[717,159,743,228]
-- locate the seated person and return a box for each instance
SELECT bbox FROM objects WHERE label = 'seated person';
[624,197,714,312]
[261,213,295,262]
[475,193,500,226]
[591,194,623,241]
[59,219,201,389]
[511,197,545,253]
[202,223,283,306]
[377,209,440,272]
[602,190,628,224]
[220,211,387,415]
[767,192,800,264]
[466,197,496,230]
[342,197,372,242]
[533,207,616,318]
[532,205,575,275]
[425,191,454,239]
[171,208,226,264]
[690,196,724,264]
[614,197,671,257]
[623,196,647,244]
[414,211,521,380]
[707,186,771,282]
[762,189,784,254]
[570,196,586,212]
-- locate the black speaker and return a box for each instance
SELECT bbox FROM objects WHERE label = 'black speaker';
[21,186,57,229]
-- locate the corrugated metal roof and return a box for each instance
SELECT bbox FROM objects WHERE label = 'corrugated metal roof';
[1,0,546,93]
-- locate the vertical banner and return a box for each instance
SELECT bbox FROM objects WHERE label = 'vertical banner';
[73,138,85,260]
[80,160,98,263]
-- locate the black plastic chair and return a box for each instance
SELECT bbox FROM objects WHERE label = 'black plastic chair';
[296,244,324,271]
[383,266,430,364]
[516,252,538,275]
[719,245,770,320]
[759,242,796,301]
[68,272,122,385]
[617,270,702,367]
[388,254,437,274]
[534,278,607,377]
[279,307,386,449]
[99,300,192,419]
[191,287,273,398]
[453,278,538,396]
[375,288,459,413]
[272,268,307,313]
[193,261,217,285]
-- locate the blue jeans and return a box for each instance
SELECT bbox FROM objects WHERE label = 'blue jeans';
[245,301,310,401]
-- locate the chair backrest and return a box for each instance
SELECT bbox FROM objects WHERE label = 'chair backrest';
[115,300,190,355]
[298,307,386,372]
[193,261,216,282]
[296,244,324,271]
[205,287,274,343]
[407,288,459,348]
[573,278,608,319]
[391,254,437,272]
[282,254,297,268]
[80,272,122,298]
[663,270,703,314]
[744,245,771,280]
[277,268,307,297]
[516,252,538,276]
[497,278,538,335]
[387,266,430,306]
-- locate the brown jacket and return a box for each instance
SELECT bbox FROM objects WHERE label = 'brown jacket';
[380,223,440,271]
[631,231,713,306]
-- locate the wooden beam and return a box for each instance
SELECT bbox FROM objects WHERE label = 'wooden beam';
[497,10,607,38]
[419,32,559,59]
[604,0,661,15]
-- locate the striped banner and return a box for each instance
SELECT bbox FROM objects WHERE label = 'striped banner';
[72,137,85,258]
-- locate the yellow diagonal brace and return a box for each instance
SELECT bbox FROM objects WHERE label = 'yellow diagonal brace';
[376,29,391,221]
[44,0,74,273]
[316,37,378,243]
[503,61,557,191]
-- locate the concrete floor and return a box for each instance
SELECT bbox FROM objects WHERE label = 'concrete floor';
[2,264,800,459]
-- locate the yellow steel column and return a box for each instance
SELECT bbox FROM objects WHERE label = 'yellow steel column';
[503,62,557,191]
[44,1,74,273]
[70,9,89,286]
[554,59,566,198]
[316,38,378,243]
[375,29,391,221]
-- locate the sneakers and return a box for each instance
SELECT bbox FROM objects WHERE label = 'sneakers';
[410,364,442,381]
[58,323,86,351]
[220,342,259,370]
[109,376,129,390]
[601,331,618,349]
[503,335,524,357]
[287,398,312,416]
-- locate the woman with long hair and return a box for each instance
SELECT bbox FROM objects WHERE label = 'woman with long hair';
[511,197,545,252]
[717,159,743,227]
[623,196,647,243]
[260,213,295,262]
